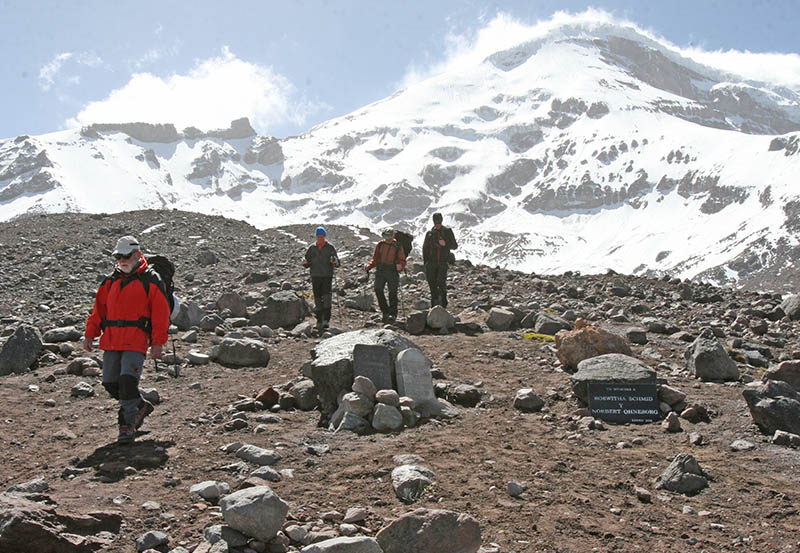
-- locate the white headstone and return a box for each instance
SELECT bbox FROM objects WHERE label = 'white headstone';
[395,348,435,406]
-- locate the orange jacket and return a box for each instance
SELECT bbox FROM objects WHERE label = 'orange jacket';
[366,239,407,272]
[85,258,170,353]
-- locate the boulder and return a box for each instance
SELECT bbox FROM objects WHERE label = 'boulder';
[216,292,248,318]
[171,300,207,331]
[533,312,572,335]
[372,403,403,432]
[212,337,270,367]
[0,324,42,375]
[763,360,800,391]
[486,307,514,331]
[300,536,383,553]
[376,508,481,553]
[555,325,632,370]
[391,465,435,504]
[570,354,656,404]
[219,486,289,542]
[0,492,122,553]
[42,326,82,343]
[405,311,427,335]
[426,306,455,330]
[249,291,309,329]
[779,294,800,320]
[685,328,739,381]
[641,317,680,334]
[309,329,419,415]
[235,444,281,466]
[513,388,544,412]
[654,453,710,495]
[290,379,319,411]
[742,380,800,436]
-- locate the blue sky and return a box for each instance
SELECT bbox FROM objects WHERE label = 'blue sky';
[1,0,798,140]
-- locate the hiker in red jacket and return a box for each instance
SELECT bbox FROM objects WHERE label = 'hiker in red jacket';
[83,236,170,443]
[422,212,458,308]
[365,229,406,323]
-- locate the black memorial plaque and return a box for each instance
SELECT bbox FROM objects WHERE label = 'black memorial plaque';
[588,382,659,424]
[353,344,394,391]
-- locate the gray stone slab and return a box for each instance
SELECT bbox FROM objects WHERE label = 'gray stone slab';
[353,344,394,391]
[395,348,435,406]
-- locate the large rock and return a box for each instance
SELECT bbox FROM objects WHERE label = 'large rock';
[391,465,436,504]
[0,492,122,553]
[219,486,288,542]
[235,444,282,466]
[376,508,481,553]
[763,360,800,391]
[779,294,800,320]
[570,353,656,404]
[42,326,82,343]
[212,337,270,367]
[216,292,248,318]
[555,325,632,371]
[250,291,309,329]
[533,312,572,335]
[310,329,420,415]
[742,380,800,436]
[0,324,42,376]
[300,536,383,553]
[654,453,710,495]
[172,300,207,331]
[485,307,514,331]
[426,306,455,330]
[372,403,403,432]
[513,388,544,412]
[685,328,739,381]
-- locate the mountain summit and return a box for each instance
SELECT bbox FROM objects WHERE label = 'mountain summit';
[2,20,799,290]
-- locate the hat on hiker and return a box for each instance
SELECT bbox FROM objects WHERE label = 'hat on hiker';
[315,226,326,236]
[113,236,140,255]
[432,212,443,224]
[382,228,395,239]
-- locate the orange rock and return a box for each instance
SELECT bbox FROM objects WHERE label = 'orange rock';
[555,325,632,370]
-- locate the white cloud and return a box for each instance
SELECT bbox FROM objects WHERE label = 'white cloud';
[400,9,800,90]
[39,52,72,91]
[39,51,102,91]
[68,46,326,134]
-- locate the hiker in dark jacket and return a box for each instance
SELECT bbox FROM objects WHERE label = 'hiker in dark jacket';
[83,236,169,443]
[422,212,458,308]
[365,228,407,323]
[304,226,339,330]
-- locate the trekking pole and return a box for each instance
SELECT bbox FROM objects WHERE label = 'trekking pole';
[172,339,179,378]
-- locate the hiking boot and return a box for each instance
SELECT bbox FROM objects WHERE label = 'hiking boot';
[387,314,396,324]
[322,319,330,329]
[134,400,154,430]
[381,313,390,323]
[117,424,135,444]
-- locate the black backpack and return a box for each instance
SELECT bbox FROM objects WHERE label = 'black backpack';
[394,230,413,258]
[144,254,176,313]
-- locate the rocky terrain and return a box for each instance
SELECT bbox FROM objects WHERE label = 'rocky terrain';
[1,209,800,553]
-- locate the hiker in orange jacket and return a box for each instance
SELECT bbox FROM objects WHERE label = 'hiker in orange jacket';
[83,236,170,443]
[365,228,406,323]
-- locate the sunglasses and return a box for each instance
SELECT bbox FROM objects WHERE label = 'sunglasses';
[113,252,135,261]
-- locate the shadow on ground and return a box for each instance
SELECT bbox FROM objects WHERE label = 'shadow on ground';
[76,436,175,482]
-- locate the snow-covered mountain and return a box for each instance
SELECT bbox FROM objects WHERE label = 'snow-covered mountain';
[2,20,800,290]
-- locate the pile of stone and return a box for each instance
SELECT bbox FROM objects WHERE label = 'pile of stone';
[307,330,459,434]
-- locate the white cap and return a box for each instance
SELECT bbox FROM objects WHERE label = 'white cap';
[113,236,140,255]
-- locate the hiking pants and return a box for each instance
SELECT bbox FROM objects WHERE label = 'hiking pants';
[374,266,399,317]
[102,350,145,426]
[425,262,449,308]
[311,276,333,324]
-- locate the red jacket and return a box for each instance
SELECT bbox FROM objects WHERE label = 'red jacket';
[85,258,170,353]
[366,239,407,272]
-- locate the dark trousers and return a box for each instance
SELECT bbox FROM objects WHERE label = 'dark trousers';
[425,262,449,307]
[374,267,399,316]
[311,276,333,323]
